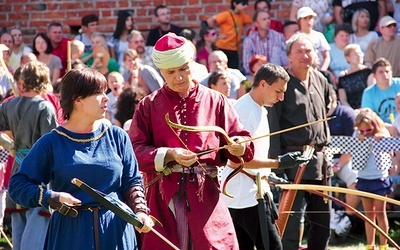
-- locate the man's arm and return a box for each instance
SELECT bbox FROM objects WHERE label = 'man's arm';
[378,0,387,22]
[242,37,253,74]
[207,16,217,28]
[333,6,343,25]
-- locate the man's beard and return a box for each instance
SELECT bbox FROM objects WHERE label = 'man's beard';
[136,46,145,55]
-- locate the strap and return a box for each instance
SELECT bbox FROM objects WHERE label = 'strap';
[93,209,100,250]
[228,10,239,47]
[15,148,30,165]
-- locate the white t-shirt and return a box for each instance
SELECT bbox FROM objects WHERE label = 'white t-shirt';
[350,31,379,53]
[106,92,118,124]
[221,94,272,209]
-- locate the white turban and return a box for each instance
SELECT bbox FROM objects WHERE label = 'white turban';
[152,33,194,69]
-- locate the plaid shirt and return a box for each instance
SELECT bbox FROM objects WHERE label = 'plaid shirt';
[243,30,288,74]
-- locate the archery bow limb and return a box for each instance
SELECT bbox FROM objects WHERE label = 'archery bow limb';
[72,178,180,250]
[275,184,400,207]
[165,113,243,198]
[306,189,399,249]
[275,146,314,238]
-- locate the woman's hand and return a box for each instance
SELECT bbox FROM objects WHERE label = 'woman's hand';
[135,212,154,233]
[55,192,82,206]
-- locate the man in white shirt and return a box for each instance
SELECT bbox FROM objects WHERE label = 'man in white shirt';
[221,63,309,250]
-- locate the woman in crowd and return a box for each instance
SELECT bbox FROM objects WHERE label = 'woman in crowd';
[108,10,134,67]
[122,49,163,95]
[32,33,62,86]
[349,9,379,53]
[196,27,218,71]
[114,87,145,128]
[9,27,32,72]
[9,68,153,249]
[338,44,374,109]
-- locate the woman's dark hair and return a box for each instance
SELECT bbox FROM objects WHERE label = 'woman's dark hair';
[196,27,217,52]
[32,33,53,55]
[112,10,133,39]
[114,88,144,126]
[60,68,107,120]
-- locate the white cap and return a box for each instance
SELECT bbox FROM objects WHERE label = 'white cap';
[379,15,397,28]
[297,7,317,20]
[0,44,10,52]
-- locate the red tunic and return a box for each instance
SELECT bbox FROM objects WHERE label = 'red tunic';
[51,38,69,77]
[130,82,254,250]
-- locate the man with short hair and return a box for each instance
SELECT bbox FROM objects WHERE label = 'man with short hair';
[365,15,400,77]
[242,10,288,75]
[362,57,400,123]
[202,50,247,99]
[74,14,99,53]
[47,22,70,77]
[128,30,155,69]
[222,63,308,250]
[130,33,254,250]
[268,34,333,250]
[283,21,299,41]
[146,5,183,46]
[254,0,283,33]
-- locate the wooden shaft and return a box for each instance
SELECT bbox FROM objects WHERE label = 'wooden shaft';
[150,228,180,250]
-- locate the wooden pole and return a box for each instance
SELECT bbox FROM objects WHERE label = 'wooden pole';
[67,41,72,72]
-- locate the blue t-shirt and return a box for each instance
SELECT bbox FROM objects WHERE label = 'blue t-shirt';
[361,78,400,123]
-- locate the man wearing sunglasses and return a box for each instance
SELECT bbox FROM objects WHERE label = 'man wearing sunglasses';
[365,16,400,77]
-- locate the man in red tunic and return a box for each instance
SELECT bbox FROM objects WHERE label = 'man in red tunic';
[129,33,254,250]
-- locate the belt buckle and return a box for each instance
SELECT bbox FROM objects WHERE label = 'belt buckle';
[58,203,71,216]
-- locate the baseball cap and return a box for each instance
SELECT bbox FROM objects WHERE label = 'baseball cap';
[297,7,317,20]
[379,15,397,28]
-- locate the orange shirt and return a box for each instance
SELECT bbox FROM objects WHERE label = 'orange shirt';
[215,10,252,51]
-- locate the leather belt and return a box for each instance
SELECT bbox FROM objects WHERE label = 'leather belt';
[48,199,104,217]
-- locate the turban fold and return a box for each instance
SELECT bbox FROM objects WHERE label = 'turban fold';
[152,33,194,69]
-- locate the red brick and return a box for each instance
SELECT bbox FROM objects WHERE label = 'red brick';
[183,7,203,14]
[60,2,81,10]
[95,1,117,9]
[82,2,95,9]
[0,5,12,11]
[43,12,65,19]
[29,20,49,28]
[47,4,60,11]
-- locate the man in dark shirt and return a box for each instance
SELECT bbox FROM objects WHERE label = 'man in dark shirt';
[333,0,386,31]
[268,33,333,250]
[146,5,184,46]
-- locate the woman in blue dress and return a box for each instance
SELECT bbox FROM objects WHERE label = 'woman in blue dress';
[9,68,154,250]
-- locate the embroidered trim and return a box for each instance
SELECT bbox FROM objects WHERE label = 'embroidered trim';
[38,185,44,206]
[52,125,110,143]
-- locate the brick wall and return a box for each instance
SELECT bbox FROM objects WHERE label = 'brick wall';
[0,0,293,44]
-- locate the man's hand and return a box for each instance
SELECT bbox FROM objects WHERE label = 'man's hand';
[167,148,198,167]
[226,136,246,157]
[278,151,310,169]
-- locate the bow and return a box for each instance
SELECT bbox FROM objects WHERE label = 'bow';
[71,178,180,250]
[275,145,314,237]
[165,113,241,198]
[276,184,400,250]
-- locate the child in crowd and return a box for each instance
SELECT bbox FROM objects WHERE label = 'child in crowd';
[354,108,392,250]
[106,71,124,124]
[208,70,231,98]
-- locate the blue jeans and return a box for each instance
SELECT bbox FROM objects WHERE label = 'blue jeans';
[12,207,49,250]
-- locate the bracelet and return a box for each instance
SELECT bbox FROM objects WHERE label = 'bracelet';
[38,185,44,206]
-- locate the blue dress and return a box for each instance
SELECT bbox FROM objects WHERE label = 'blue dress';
[9,123,142,249]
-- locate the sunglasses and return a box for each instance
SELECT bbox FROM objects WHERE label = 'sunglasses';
[205,31,218,37]
[238,2,248,5]
[385,23,397,28]
[358,128,374,133]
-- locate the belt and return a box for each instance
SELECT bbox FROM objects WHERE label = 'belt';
[170,164,217,174]
[48,199,104,217]
[284,145,324,152]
